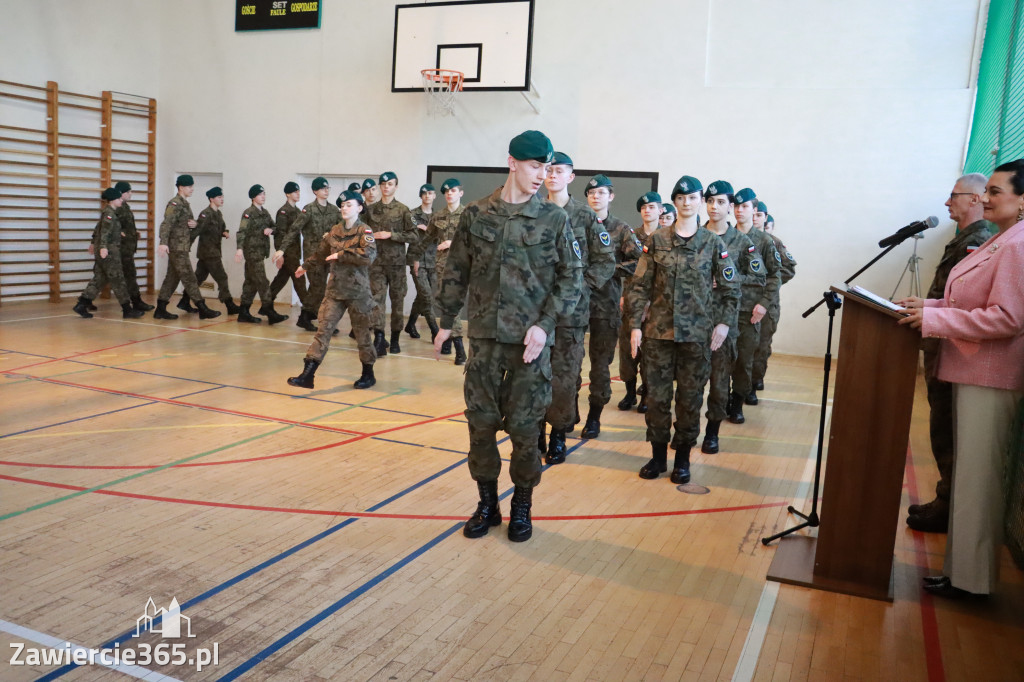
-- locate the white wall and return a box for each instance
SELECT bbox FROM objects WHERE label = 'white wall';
[1,0,986,357]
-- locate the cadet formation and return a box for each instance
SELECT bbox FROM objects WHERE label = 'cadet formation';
[74,131,797,543]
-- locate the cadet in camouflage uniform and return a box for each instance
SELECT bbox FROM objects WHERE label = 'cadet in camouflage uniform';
[541,152,616,464]
[288,189,378,391]
[113,181,153,312]
[751,201,796,397]
[274,176,340,330]
[192,186,241,315]
[435,130,583,543]
[427,178,468,363]
[361,178,380,205]
[365,171,417,356]
[234,185,287,324]
[155,175,221,320]
[583,174,643,439]
[617,191,664,413]
[269,181,308,323]
[405,183,438,341]
[73,187,145,320]
[627,198,740,483]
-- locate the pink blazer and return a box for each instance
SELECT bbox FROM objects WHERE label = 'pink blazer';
[921,220,1024,390]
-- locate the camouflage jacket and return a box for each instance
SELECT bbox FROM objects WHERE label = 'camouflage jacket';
[768,232,797,285]
[427,204,466,274]
[589,212,643,319]
[553,196,617,327]
[364,198,417,267]
[436,187,584,344]
[707,224,762,315]
[236,204,273,260]
[159,194,194,252]
[740,225,781,312]
[192,206,228,260]
[93,206,122,251]
[621,223,661,319]
[277,200,340,261]
[273,202,302,257]
[406,206,437,268]
[115,202,138,254]
[627,228,741,343]
[304,219,377,300]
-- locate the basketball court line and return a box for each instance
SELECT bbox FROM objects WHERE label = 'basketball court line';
[0,313,81,324]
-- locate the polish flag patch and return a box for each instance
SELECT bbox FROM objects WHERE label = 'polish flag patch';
[966,245,978,253]
[720,250,729,259]
[243,214,249,218]
[747,245,756,253]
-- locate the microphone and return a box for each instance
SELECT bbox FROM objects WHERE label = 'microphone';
[878,216,939,248]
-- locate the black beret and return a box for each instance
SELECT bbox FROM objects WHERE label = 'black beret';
[176,174,194,187]
[101,187,122,201]
[114,181,132,193]
[248,184,265,199]
[206,186,223,199]
[284,181,300,194]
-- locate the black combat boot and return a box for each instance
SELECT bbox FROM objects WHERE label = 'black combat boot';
[72,296,94,319]
[637,389,648,414]
[223,299,241,315]
[295,310,316,331]
[670,447,691,484]
[701,419,721,454]
[390,330,401,354]
[153,299,178,320]
[507,486,533,542]
[287,359,319,389]
[131,295,154,312]
[463,480,501,538]
[617,380,637,410]
[426,317,440,342]
[87,301,98,311]
[728,391,745,424]
[567,402,580,434]
[453,338,466,365]
[581,405,602,439]
[121,302,144,319]
[440,338,452,355]
[194,299,222,319]
[538,420,548,455]
[754,379,764,391]
[176,294,197,313]
[745,390,758,405]
[404,313,420,339]
[353,363,376,389]
[259,303,287,325]
[373,330,388,357]
[639,442,668,479]
[237,305,262,323]
[348,329,355,338]
[546,428,567,465]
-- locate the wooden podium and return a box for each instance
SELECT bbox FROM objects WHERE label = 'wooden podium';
[766,286,920,601]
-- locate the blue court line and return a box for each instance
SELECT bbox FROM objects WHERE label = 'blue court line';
[373,436,466,455]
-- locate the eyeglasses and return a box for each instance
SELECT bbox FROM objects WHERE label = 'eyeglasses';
[948,192,975,200]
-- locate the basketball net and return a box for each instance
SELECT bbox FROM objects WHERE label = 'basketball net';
[421,69,463,117]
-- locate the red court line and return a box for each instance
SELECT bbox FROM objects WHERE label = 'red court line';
[0,472,791,521]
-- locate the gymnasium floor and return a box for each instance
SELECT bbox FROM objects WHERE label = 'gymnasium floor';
[0,299,1022,681]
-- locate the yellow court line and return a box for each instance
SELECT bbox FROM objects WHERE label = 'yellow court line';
[0,419,445,440]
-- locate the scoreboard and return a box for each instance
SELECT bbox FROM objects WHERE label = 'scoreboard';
[235,0,321,31]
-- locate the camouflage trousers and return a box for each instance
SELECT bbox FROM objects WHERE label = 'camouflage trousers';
[269,251,307,302]
[158,249,202,302]
[731,315,761,397]
[302,262,327,317]
[306,296,376,366]
[546,326,586,429]
[465,338,552,489]
[240,257,271,308]
[706,332,738,421]
[587,316,621,407]
[618,309,646,386]
[83,249,130,305]
[410,265,435,318]
[924,347,954,501]
[644,339,711,448]
[432,264,463,337]
[120,249,141,300]
[195,256,234,302]
[752,309,778,386]
[370,264,408,332]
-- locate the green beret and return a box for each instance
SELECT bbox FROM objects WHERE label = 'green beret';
[756,201,768,213]
[551,151,573,166]
[440,178,462,193]
[379,171,397,184]
[339,189,365,207]
[636,191,663,212]
[419,183,436,196]
[766,214,774,224]
[671,175,703,198]
[733,187,757,205]
[101,187,122,201]
[361,178,377,190]
[704,180,734,199]
[114,181,132,194]
[284,181,300,194]
[311,176,329,191]
[176,174,194,187]
[585,174,613,195]
[248,184,265,200]
[662,202,677,215]
[347,182,362,193]
[206,186,223,199]
[508,130,554,162]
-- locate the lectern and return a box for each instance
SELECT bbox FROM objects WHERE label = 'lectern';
[766,286,920,601]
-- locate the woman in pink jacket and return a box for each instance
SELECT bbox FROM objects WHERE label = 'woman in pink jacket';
[898,159,1024,598]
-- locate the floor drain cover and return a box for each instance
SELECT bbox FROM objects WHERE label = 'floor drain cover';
[677,483,710,494]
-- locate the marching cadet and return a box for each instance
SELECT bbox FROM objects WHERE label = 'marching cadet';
[287,189,378,390]
[72,187,145,320]
[361,178,380,205]
[154,175,221,320]
[617,191,664,413]
[751,201,796,397]
[434,130,583,543]
[113,181,153,312]
[659,202,676,229]
[627,193,740,483]
[235,184,287,325]
[583,174,643,439]
[274,176,340,331]
[365,171,417,356]
[732,188,780,409]
[541,152,616,464]
[426,178,467,363]
[405,183,437,340]
[192,187,240,314]
[347,182,362,193]
[268,181,308,321]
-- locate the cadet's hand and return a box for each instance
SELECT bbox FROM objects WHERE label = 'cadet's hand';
[87,244,95,255]
[187,219,197,228]
[158,245,169,256]
[99,247,108,259]
[710,324,729,351]
[630,329,642,358]
[235,249,243,263]
[263,228,273,236]
[438,239,452,251]
[522,325,546,364]
[375,231,391,240]
[325,252,339,261]
[412,261,420,276]
[751,304,767,325]
[417,223,428,231]
[222,231,229,239]
[294,266,306,278]
[434,328,452,359]
[273,250,284,268]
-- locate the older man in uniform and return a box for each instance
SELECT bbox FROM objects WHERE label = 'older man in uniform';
[269,181,308,322]
[751,200,796,398]
[427,178,468,363]
[405,183,438,340]
[192,186,240,315]
[435,130,583,543]
[154,175,220,320]
[73,187,145,320]
[113,181,153,312]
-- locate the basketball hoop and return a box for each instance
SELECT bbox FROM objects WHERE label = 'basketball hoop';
[421,68,464,117]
